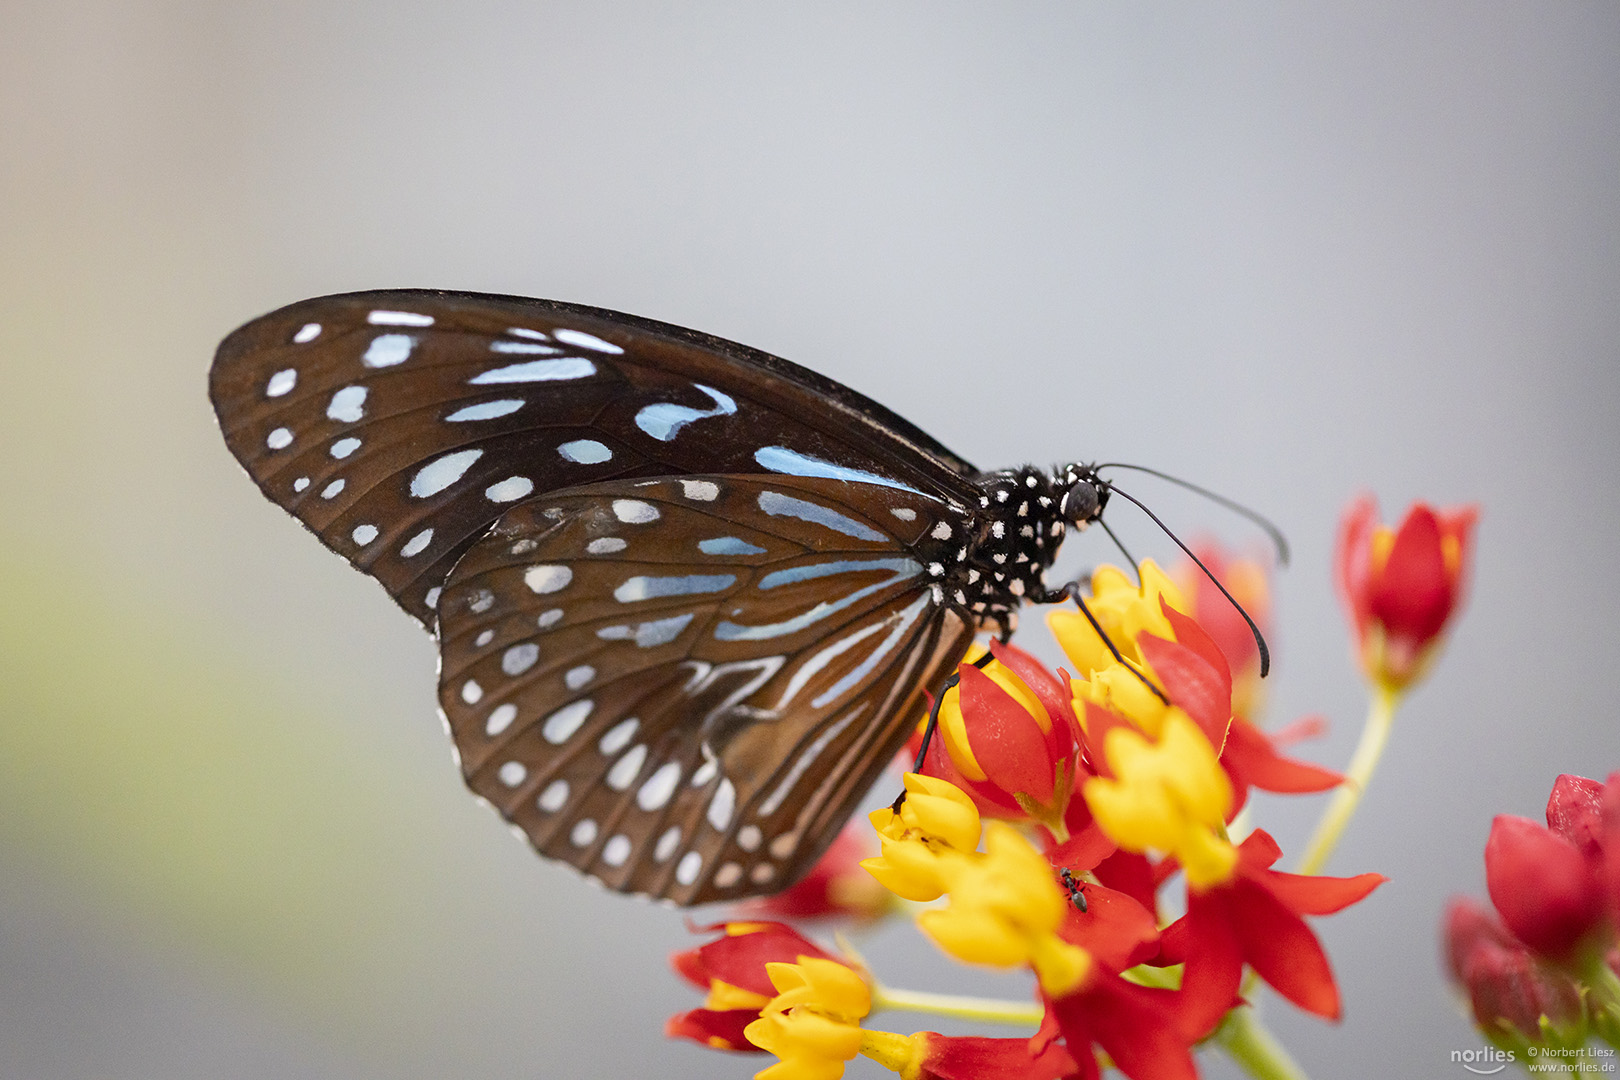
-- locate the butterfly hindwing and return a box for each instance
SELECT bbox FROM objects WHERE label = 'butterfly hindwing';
[435,474,976,903]
[210,290,978,628]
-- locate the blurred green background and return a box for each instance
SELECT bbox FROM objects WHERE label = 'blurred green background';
[2,4,1617,1078]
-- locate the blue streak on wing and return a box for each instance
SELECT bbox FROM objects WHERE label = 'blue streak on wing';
[754,446,925,496]
[756,490,887,542]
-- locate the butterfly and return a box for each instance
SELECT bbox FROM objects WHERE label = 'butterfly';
[210,289,1118,905]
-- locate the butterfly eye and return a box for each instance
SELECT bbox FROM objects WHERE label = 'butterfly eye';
[1061,478,1103,528]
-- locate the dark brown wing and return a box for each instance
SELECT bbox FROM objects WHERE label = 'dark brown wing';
[434,474,975,904]
[210,290,978,628]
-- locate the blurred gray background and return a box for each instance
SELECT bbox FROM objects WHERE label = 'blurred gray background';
[2,3,1617,1078]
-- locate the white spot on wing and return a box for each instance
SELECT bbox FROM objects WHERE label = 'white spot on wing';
[363,334,414,367]
[558,439,612,464]
[469,358,595,384]
[330,437,361,459]
[554,328,623,354]
[714,863,742,888]
[524,565,572,593]
[637,762,681,810]
[368,310,433,326]
[401,527,433,557]
[485,476,534,502]
[266,369,297,397]
[461,679,482,704]
[675,850,702,886]
[410,449,483,497]
[502,642,539,675]
[612,499,659,524]
[506,327,548,341]
[737,825,762,851]
[586,537,626,554]
[570,819,597,847]
[707,778,735,831]
[321,479,344,499]
[537,608,563,628]
[655,827,681,863]
[681,479,719,501]
[541,699,593,743]
[326,385,367,422]
[485,703,517,736]
[606,744,647,790]
[446,399,524,422]
[490,341,559,355]
[602,834,632,867]
[564,665,594,690]
[293,322,321,343]
[538,779,569,812]
[293,477,310,492]
[891,507,916,521]
[266,427,292,450]
[599,718,638,754]
[424,586,441,609]
[498,761,526,787]
[351,524,378,546]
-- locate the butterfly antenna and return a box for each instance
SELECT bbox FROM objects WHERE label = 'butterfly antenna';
[1099,481,1272,678]
[1098,517,1140,581]
[1043,580,1170,704]
[1093,462,1289,566]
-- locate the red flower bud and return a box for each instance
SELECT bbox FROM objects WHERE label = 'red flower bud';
[1485,815,1606,959]
[1445,898,1584,1040]
[1335,495,1477,691]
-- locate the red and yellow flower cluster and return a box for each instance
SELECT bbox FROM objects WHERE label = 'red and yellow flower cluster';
[1446,773,1620,1053]
[669,549,1389,1080]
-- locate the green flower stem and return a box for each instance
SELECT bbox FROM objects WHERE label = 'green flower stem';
[1216,1005,1311,1080]
[1297,682,1400,876]
[870,984,1043,1027]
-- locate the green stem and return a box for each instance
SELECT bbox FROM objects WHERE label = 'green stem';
[1216,1006,1311,1080]
[869,984,1043,1027]
[1296,683,1400,876]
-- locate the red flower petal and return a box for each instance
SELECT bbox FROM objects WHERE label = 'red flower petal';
[1221,718,1342,801]
[1259,867,1386,917]
[1333,493,1379,634]
[958,663,1059,803]
[1545,773,1606,859]
[1137,631,1230,749]
[1059,884,1161,972]
[990,640,1082,758]
[913,1032,1081,1080]
[690,922,834,997]
[1230,877,1341,1019]
[1486,814,1606,959]
[1160,602,1234,705]
[1091,849,1157,914]
[665,1007,764,1051]
[1174,893,1246,1038]
[1369,505,1454,645]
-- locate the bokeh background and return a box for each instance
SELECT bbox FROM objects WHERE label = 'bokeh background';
[2,4,1617,1078]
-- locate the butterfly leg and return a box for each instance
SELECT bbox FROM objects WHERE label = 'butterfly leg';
[889,650,998,812]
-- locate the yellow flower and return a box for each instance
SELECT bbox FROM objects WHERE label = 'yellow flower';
[1083,709,1238,888]
[862,774,982,902]
[916,822,1092,996]
[745,957,871,1080]
[1047,560,1186,674]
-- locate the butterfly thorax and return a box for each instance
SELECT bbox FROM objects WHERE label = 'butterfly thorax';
[958,466,1071,632]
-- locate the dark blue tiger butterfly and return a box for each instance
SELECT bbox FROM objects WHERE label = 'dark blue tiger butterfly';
[210,289,1156,905]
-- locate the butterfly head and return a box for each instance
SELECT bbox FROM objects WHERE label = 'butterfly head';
[1056,463,1108,532]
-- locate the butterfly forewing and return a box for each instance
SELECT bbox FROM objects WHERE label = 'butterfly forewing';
[211,290,977,627]
[435,475,975,903]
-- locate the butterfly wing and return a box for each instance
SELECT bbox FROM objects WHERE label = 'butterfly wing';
[435,474,975,904]
[210,289,978,628]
